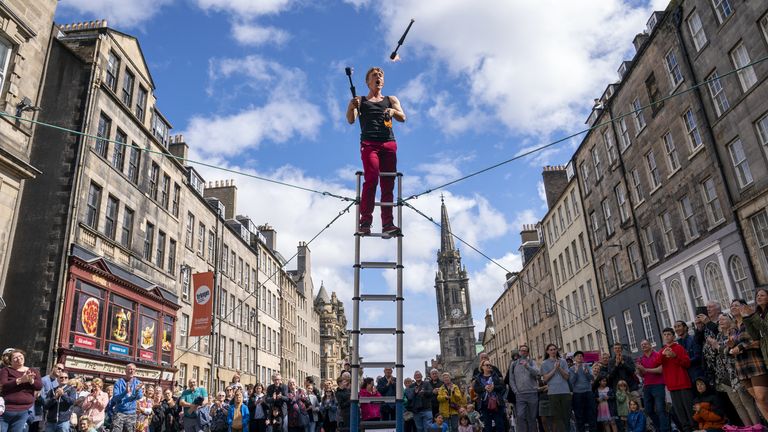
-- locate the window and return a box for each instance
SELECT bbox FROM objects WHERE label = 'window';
[762,14,768,44]
[632,98,646,133]
[609,317,620,347]
[553,260,561,286]
[679,195,699,241]
[639,302,656,346]
[587,280,597,311]
[565,247,573,277]
[590,211,601,245]
[127,145,141,184]
[106,51,120,92]
[112,129,126,171]
[0,39,12,92]
[656,290,671,328]
[624,309,638,351]
[615,183,629,223]
[599,264,612,294]
[558,207,565,233]
[156,231,166,268]
[704,262,728,309]
[757,114,768,156]
[149,163,159,200]
[665,50,684,88]
[687,11,707,51]
[619,118,631,151]
[229,339,234,368]
[604,131,617,165]
[611,255,623,287]
[629,169,645,204]
[728,139,753,188]
[712,0,733,24]
[559,256,566,285]
[580,162,591,194]
[662,133,680,172]
[572,240,581,269]
[183,215,194,253]
[682,110,703,151]
[122,69,134,106]
[731,41,757,91]
[136,86,147,122]
[706,71,730,117]
[579,285,588,316]
[95,114,111,158]
[627,243,642,279]
[646,151,661,189]
[698,179,723,228]
[160,174,170,209]
[121,207,134,247]
[104,195,119,239]
[689,276,704,307]
[571,190,580,216]
[591,148,602,180]
[168,239,176,273]
[144,222,155,261]
[642,225,658,263]
[669,279,690,322]
[564,197,573,224]
[208,230,215,263]
[752,210,768,274]
[579,234,589,264]
[178,314,189,347]
[572,291,580,319]
[222,245,229,275]
[660,211,676,254]
[730,255,751,301]
[197,222,205,255]
[602,199,614,236]
[86,183,102,229]
[172,183,180,217]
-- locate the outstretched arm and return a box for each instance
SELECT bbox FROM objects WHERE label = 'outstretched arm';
[388,96,406,122]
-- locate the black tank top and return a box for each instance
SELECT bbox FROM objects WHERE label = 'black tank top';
[359,96,396,142]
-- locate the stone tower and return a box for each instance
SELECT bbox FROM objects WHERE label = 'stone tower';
[434,197,476,384]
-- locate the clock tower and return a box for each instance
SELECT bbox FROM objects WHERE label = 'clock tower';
[434,197,477,384]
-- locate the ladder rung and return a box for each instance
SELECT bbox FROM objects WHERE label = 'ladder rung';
[374,201,398,207]
[360,261,398,269]
[357,232,388,238]
[360,361,396,369]
[359,396,396,403]
[359,294,397,302]
[378,172,400,177]
[360,327,397,335]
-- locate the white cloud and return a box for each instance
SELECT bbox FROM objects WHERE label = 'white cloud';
[366,1,660,138]
[196,0,293,16]
[231,22,290,46]
[468,252,522,318]
[59,0,173,27]
[512,209,539,232]
[187,57,323,157]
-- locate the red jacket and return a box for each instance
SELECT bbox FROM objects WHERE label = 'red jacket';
[653,342,691,391]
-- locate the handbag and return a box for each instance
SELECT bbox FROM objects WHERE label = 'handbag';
[486,394,498,412]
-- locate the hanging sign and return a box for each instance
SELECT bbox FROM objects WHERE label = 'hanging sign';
[190,272,214,337]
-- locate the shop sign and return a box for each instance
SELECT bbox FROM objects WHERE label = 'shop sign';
[139,350,154,361]
[108,343,129,356]
[64,356,162,380]
[74,335,97,349]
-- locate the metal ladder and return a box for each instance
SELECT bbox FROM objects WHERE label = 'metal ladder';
[349,171,404,432]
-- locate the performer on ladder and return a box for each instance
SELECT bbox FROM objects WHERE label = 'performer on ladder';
[346,67,406,238]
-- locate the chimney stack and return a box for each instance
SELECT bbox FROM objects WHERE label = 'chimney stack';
[258,224,277,251]
[169,134,189,164]
[204,179,237,219]
[541,165,568,210]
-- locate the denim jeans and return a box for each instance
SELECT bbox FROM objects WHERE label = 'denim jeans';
[413,410,432,432]
[0,410,30,432]
[642,384,669,432]
[44,421,70,432]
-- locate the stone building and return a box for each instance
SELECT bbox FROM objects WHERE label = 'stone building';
[489,273,526,369]
[288,241,321,385]
[517,225,561,361]
[540,165,607,354]
[315,284,349,384]
[434,198,476,384]
[0,0,57,309]
[480,309,497,364]
[672,1,768,291]
[0,21,317,389]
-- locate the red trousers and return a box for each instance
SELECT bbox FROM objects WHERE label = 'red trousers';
[360,140,397,227]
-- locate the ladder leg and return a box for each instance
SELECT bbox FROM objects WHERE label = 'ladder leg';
[351,172,362,431]
[396,173,404,432]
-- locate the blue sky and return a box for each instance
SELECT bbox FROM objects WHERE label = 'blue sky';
[57,0,667,377]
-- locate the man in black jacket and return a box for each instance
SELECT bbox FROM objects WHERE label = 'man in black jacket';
[335,374,351,432]
[376,368,396,421]
[265,373,288,432]
[428,369,441,417]
[408,371,433,432]
[44,373,77,432]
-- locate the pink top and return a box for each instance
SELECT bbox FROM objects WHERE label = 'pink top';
[359,388,381,421]
[639,351,664,386]
[81,390,109,425]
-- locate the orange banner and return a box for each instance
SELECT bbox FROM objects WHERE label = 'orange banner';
[190,272,214,337]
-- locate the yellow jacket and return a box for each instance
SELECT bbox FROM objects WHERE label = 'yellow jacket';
[437,384,464,417]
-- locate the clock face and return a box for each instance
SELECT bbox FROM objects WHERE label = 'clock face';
[451,308,462,319]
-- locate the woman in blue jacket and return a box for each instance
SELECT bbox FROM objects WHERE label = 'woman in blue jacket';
[227,391,249,432]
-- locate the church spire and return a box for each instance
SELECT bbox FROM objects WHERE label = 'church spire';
[440,195,456,253]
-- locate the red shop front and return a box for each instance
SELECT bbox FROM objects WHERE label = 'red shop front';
[56,246,181,387]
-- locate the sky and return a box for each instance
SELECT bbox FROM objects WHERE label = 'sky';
[56,0,669,379]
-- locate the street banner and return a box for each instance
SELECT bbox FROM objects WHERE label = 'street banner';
[190,272,214,336]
